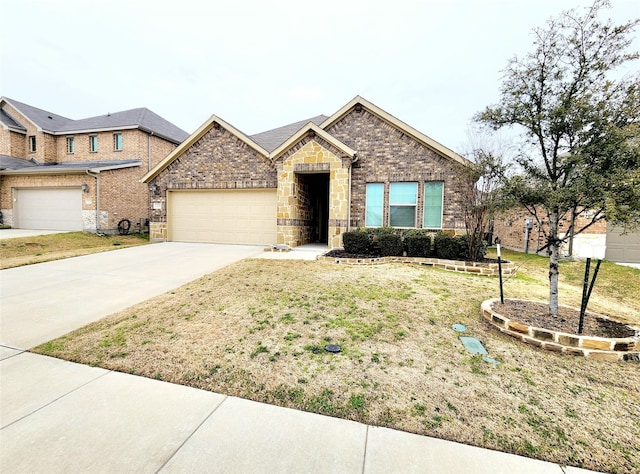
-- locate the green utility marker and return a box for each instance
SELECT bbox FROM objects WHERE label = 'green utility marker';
[483,356,500,365]
[459,336,488,355]
[452,324,466,333]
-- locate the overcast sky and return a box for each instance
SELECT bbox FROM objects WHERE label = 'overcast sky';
[1,0,638,154]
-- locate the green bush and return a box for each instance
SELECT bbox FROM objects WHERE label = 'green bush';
[404,230,432,257]
[434,232,467,260]
[379,233,404,257]
[343,230,373,255]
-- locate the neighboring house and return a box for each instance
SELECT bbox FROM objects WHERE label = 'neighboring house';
[493,207,640,264]
[0,97,189,233]
[142,96,473,249]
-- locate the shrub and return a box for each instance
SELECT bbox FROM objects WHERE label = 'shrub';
[343,229,372,255]
[404,230,432,257]
[379,233,404,257]
[434,232,467,260]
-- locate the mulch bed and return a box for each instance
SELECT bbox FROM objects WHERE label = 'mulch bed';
[323,249,500,263]
[492,299,636,338]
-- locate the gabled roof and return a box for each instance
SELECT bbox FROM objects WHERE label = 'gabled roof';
[321,96,471,167]
[0,108,28,133]
[0,157,141,175]
[142,95,470,183]
[141,115,270,183]
[251,115,328,152]
[0,97,189,144]
[270,122,356,161]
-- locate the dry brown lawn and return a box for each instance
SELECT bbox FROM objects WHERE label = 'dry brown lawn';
[0,232,150,269]
[33,251,640,473]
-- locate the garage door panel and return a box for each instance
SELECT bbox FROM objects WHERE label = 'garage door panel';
[168,190,276,245]
[15,188,83,231]
[606,226,640,264]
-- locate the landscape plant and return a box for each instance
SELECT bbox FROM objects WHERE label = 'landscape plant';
[476,0,640,316]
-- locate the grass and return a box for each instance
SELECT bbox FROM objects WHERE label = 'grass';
[0,231,150,269]
[32,249,640,473]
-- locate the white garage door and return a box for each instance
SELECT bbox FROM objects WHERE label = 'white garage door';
[15,188,83,231]
[168,189,277,245]
[606,226,640,264]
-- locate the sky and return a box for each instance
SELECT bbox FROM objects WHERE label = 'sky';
[1,0,638,154]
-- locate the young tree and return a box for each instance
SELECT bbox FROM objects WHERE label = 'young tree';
[476,0,640,316]
[460,137,510,262]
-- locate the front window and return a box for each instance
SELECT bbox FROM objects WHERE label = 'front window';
[389,182,417,227]
[29,135,36,153]
[423,182,444,228]
[66,136,75,154]
[114,132,123,151]
[365,183,384,227]
[89,135,98,152]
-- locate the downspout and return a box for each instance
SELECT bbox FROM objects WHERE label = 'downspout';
[86,170,100,233]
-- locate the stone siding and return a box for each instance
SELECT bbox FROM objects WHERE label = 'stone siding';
[275,137,349,248]
[325,108,468,231]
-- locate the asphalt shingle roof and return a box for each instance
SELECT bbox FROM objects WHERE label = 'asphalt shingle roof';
[0,155,38,170]
[2,98,189,144]
[0,156,141,173]
[0,108,27,131]
[250,115,328,152]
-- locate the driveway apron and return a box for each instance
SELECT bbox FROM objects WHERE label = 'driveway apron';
[0,242,264,349]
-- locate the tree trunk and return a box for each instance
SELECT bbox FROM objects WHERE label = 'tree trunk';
[548,209,560,316]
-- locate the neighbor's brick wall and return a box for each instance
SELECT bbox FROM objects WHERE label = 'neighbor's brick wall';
[0,129,26,157]
[325,108,469,231]
[149,125,277,239]
[493,206,608,254]
[1,102,56,163]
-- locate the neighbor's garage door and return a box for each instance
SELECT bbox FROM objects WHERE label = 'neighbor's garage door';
[15,188,83,231]
[606,226,640,264]
[168,189,277,245]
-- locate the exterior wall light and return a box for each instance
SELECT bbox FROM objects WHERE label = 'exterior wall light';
[81,183,89,193]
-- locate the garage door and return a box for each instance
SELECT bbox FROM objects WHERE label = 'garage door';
[15,188,83,231]
[168,189,277,245]
[606,226,640,264]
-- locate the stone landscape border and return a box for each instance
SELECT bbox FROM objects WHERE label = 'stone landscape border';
[481,298,640,362]
[317,254,516,277]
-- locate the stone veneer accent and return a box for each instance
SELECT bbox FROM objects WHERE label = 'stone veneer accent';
[481,298,640,361]
[275,138,350,248]
[317,255,516,277]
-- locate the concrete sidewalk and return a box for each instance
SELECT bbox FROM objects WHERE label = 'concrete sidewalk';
[0,243,601,473]
[0,350,595,474]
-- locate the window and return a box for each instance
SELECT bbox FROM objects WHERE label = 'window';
[389,182,417,227]
[365,183,384,227]
[66,136,75,154]
[114,132,123,151]
[423,182,444,228]
[89,135,98,152]
[29,136,36,153]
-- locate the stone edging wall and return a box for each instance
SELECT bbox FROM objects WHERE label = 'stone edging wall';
[481,298,640,362]
[317,255,516,277]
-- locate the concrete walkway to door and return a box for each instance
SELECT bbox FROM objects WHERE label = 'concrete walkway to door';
[0,242,265,349]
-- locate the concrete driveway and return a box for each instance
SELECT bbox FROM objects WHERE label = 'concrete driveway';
[0,242,264,349]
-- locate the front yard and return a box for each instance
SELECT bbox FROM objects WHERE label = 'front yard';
[33,250,640,473]
[0,232,150,269]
